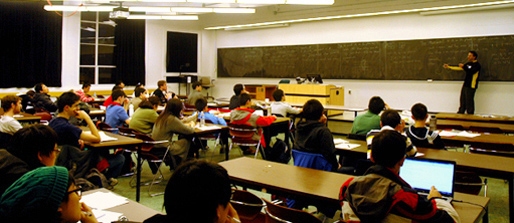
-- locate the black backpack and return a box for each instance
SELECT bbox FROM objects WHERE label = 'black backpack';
[266,138,291,164]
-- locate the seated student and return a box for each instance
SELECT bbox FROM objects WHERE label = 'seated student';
[294,99,346,172]
[187,81,205,106]
[0,124,58,195]
[49,92,124,182]
[129,86,148,110]
[230,93,276,154]
[366,109,417,159]
[0,95,23,135]
[105,89,131,129]
[75,82,94,103]
[129,96,160,135]
[152,98,198,168]
[20,90,36,113]
[407,103,445,149]
[144,160,239,223]
[270,89,301,117]
[350,96,388,135]
[194,98,227,126]
[340,130,460,223]
[103,85,124,107]
[0,166,99,223]
[32,82,58,112]
[153,80,174,104]
[229,83,247,110]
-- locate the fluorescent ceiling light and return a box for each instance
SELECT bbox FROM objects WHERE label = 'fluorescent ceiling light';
[213,8,255,13]
[171,7,214,13]
[420,2,514,15]
[286,0,334,5]
[225,23,289,30]
[128,6,254,13]
[127,15,198,20]
[187,0,236,3]
[237,0,283,4]
[129,7,172,12]
[205,0,514,30]
[44,5,115,12]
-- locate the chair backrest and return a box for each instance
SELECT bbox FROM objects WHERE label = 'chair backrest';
[34,112,52,122]
[228,123,257,138]
[96,122,118,132]
[135,133,160,152]
[454,171,485,196]
[469,126,503,134]
[263,199,321,223]
[183,103,196,112]
[469,145,514,157]
[230,189,265,221]
[436,124,465,131]
[118,127,139,137]
[292,149,332,172]
[348,133,366,141]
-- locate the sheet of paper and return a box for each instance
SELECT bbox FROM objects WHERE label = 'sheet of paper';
[196,125,222,131]
[333,138,349,145]
[335,143,361,150]
[92,209,124,223]
[81,191,128,210]
[84,131,118,142]
[456,131,481,138]
[415,152,425,157]
[439,130,458,137]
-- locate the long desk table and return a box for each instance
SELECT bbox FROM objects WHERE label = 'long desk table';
[334,144,514,223]
[437,119,514,133]
[193,124,230,160]
[220,157,489,223]
[437,113,514,124]
[14,112,41,124]
[439,131,514,148]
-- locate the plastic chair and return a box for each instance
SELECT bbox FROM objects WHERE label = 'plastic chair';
[96,122,118,133]
[34,111,53,123]
[129,133,170,197]
[455,171,488,196]
[469,145,514,157]
[118,127,139,137]
[263,199,322,223]
[469,126,503,134]
[292,149,332,172]
[230,189,266,222]
[228,123,263,159]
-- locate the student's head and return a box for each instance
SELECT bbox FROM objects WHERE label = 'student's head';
[302,99,324,121]
[371,130,406,168]
[380,110,401,129]
[135,83,144,90]
[195,98,208,112]
[112,86,123,92]
[0,166,83,223]
[111,89,126,103]
[411,103,428,121]
[468,51,478,61]
[238,93,252,107]
[368,96,385,114]
[164,160,232,223]
[233,84,244,96]
[139,96,161,109]
[8,125,59,169]
[81,82,91,93]
[134,87,147,98]
[192,81,202,91]
[160,98,183,119]
[1,95,21,113]
[158,80,167,90]
[115,80,125,88]
[26,90,36,98]
[272,89,285,101]
[57,92,80,114]
[34,83,48,94]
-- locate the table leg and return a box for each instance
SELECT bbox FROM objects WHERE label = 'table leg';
[221,128,230,161]
[136,144,142,202]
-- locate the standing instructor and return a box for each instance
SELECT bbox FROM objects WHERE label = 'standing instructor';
[443,51,481,114]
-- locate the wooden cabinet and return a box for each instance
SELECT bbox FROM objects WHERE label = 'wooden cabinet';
[279,84,344,115]
[245,85,277,101]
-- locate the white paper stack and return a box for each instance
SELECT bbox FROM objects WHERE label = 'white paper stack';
[81,191,128,210]
[333,138,361,150]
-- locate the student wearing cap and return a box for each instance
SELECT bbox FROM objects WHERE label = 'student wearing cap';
[0,166,99,223]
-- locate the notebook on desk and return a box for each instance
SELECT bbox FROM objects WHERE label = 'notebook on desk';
[399,157,456,202]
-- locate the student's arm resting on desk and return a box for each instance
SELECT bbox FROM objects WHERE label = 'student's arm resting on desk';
[77,110,101,143]
[255,115,276,126]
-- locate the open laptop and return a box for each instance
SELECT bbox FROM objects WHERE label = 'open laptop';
[399,157,456,202]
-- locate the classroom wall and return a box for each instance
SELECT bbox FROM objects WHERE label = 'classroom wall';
[210,8,514,115]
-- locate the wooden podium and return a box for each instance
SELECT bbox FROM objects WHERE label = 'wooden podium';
[279,84,344,112]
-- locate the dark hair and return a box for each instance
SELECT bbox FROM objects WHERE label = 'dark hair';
[111,89,126,101]
[380,110,401,128]
[134,87,146,98]
[368,96,385,114]
[192,81,202,89]
[26,90,36,97]
[164,160,231,223]
[57,92,80,113]
[34,83,45,93]
[239,93,251,106]
[112,86,123,92]
[301,99,324,121]
[411,103,428,121]
[1,95,21,111]
[195,98,207,112]
[272,89,284,101]
[371,130,406,168]
[139,96,160,109]
[157,80,167,87]
[148,96,161,106]
[7,125,58,169]
[469,51,478,59]
[233,84,244,96]
[61,173,76,203]
[115,80,124,87]
[156,98,183,124]
[82,82,91,89]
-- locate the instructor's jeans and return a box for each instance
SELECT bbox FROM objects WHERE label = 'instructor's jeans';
[458,86,476,114]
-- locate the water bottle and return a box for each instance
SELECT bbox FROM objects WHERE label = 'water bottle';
[429,115,436,131]
[200,111,205,127]
[128,104,134,117]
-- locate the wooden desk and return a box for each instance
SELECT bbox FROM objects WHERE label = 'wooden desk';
[437,113,514,124]
[220,157,489,223]
[83,188,161,222]
[83,130,145,202]
[207,102,230,109]
[289,102,366,117]
[439,131,514,147]
[437,119,514,133]
[194,124,230,160]
[13,112,41,124]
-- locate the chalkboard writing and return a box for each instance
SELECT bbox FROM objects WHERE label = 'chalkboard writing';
[217,35,514,81]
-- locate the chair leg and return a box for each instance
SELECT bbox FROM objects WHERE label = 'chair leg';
[255,142,263,159]
[148,148,171,197]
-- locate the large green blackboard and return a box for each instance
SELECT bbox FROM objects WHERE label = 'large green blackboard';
[217,35,514,81]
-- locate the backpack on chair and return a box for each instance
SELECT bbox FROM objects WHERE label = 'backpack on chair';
[266,138,291,164]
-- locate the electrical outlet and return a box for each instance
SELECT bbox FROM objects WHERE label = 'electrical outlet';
[348,89,352,95]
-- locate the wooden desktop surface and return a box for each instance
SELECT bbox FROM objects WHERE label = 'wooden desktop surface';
[437,113,514,123]
[437,119,514,132]
[13,112,41,122]
[82,129,143,148]
[220,157,489,223]
[439,131,514,147]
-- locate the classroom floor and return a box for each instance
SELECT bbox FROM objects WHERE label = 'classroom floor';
[110,126,509,223]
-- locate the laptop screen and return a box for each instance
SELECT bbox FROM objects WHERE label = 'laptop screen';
[399,157,456,197]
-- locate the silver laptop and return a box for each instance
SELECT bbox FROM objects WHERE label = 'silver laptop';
[399,157,456,202]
